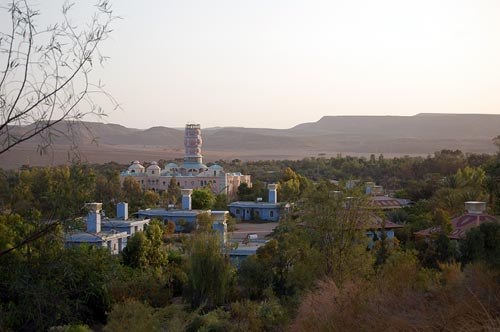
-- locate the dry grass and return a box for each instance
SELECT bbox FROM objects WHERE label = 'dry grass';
[291,262,500,332]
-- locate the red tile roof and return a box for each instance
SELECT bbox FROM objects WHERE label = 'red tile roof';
[361,215,404,230]
[415,213,499,240]
[368,196,410,209]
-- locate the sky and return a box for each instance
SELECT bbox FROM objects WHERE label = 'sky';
[5,0,500,129]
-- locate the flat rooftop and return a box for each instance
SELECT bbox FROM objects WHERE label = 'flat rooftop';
[229,221,278,240]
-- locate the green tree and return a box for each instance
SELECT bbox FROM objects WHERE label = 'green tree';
[192,188,215,210]
[122,177,143,210]
[0,243,118,331]
[433,208,453,235]
[279,167,301,202]
[213,194,228,210]
[122,219,168,269]
[143,190,160,208]
[104,299,164,332]
[301,187,374,284]
[167,177,181,206]
[237,182,253,201]
[254,222,319,299]
[185,233,235,310]
[196,212,214,233]
[238,255,274,300]
[462,222,500,269]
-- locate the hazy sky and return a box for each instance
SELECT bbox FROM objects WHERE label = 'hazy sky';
[7,0,500,129]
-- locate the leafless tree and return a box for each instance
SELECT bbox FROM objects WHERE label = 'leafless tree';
[0,0,119,157]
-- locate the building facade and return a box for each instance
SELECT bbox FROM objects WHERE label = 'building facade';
[415,201,499,240]
[228,184,290,222]
[136,189,228,240]
[65,203,151,255]
[120,124,251,198]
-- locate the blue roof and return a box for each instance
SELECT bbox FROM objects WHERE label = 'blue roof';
[136,208,201,218]
[209,164,223,169]
[166,163,178,167]
[179,162,208,169]
[228,201,281,209]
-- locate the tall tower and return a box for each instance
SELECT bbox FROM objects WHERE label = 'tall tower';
[184,124,203,165]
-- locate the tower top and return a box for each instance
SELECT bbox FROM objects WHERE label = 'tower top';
[182,123,206,170]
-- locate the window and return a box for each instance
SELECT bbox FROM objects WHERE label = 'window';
[270,211,274,218]
[236,208,241,214]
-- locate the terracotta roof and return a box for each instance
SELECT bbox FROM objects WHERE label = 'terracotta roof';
[368,196,411,209]
[361,215,404,230]
[415,213,499,240]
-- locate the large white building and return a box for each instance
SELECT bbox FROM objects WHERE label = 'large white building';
[120,124,251,198]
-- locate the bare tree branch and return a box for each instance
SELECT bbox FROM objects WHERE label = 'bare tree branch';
[0,0,119,157]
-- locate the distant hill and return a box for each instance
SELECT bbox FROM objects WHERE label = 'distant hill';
[2,114,499,168]
[290,114,500,139]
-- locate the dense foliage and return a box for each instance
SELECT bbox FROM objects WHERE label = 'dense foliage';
[1,147,500,331]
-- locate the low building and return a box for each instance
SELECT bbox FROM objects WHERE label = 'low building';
[368,195,411,210]
[363,215,403,247]
[365,183,411,209]
[227,240,268,267]
[65,203,129,255]
[228,184,290,222]
[136,189,228,237]
[415,201,499,240]
[101,202,150,237]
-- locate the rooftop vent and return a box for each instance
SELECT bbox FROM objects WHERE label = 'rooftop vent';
[465,201,486,214]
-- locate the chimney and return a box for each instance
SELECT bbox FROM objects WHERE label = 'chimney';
[365,182,375,195]
[181,189,193,210]
[117,202,128,220]
[268,184,277,204]
[86,202,103,233]
[211,211,228,245]
[465,201,486,214]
